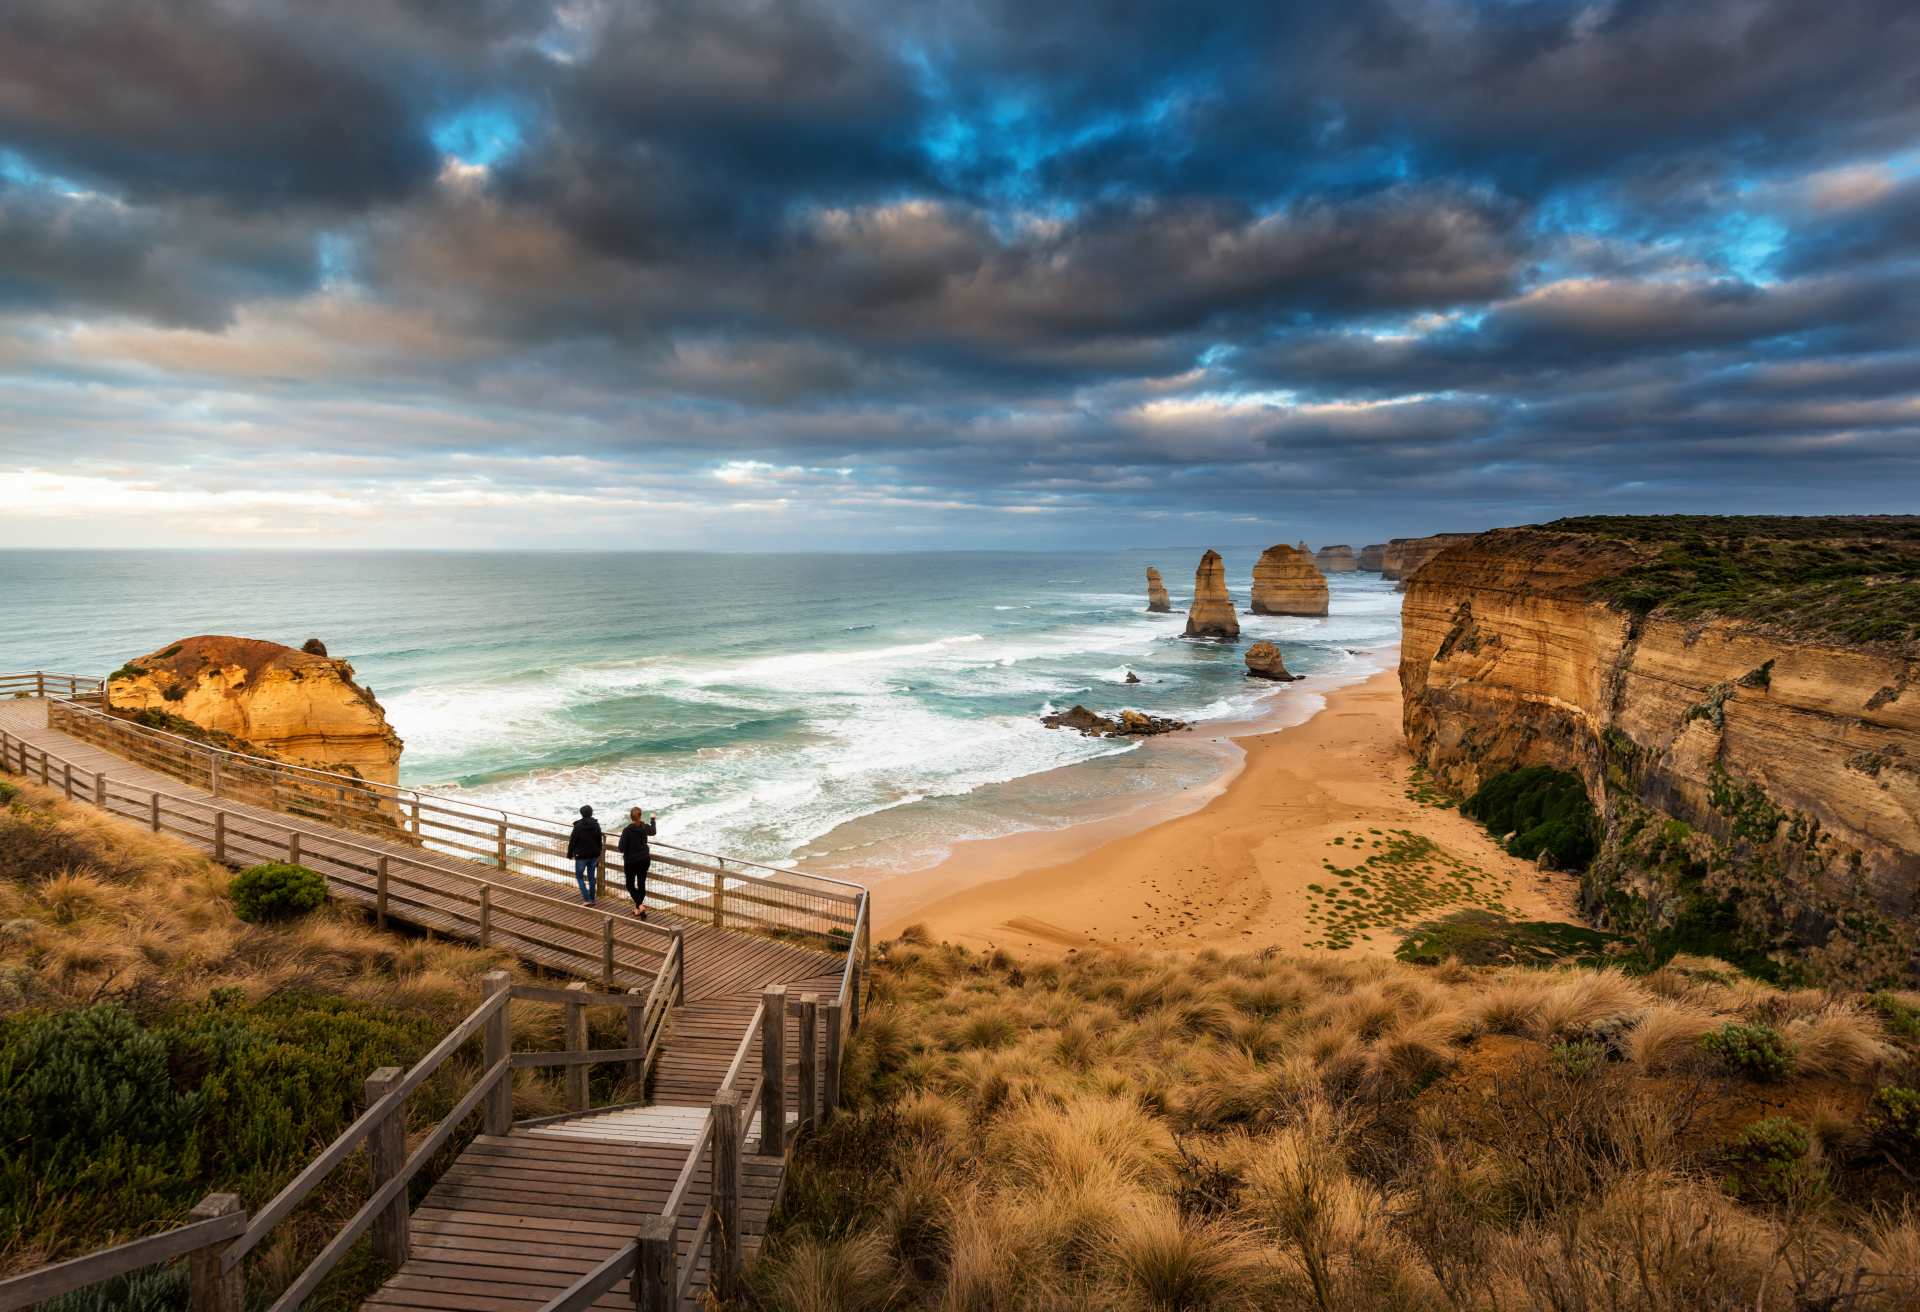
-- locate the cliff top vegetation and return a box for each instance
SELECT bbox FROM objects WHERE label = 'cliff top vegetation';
[1535,516,1920,646]
[757,929,1920,1311]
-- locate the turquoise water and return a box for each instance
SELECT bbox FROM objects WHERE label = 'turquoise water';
[0,550,1400,872]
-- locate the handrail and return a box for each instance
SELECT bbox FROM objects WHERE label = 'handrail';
[0,1202,244,1311]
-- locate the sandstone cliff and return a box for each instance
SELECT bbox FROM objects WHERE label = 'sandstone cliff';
[1316,544,1358,573]
[1358,544,1387,572]
[1400,520,1920,984]
[107,636,404,786]
[1184,550,1240,640]
[1382,533,1475,585]
[1250,544,1329,617]
[1146,566,1171,613]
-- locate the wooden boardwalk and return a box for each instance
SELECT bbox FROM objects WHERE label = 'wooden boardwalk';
[0,690,865,1310]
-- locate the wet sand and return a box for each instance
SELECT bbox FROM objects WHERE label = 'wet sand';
[869,665,1581,958]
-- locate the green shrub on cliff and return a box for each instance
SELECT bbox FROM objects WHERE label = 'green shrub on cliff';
[1462,766,1598,870]
[228,861,327,922]
[1701,1021,1795,1081]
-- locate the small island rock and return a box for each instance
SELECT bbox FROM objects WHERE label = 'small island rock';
[1146,566,1171,613]
[1183,550,1241,640]
[1245,641,1299,681]
[1315,544,1358,573]
[1250,544,1329,617]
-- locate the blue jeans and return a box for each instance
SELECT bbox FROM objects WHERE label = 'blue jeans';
[574,856,599,902]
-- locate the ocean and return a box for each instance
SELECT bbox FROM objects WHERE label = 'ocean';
[0,550,1400,875]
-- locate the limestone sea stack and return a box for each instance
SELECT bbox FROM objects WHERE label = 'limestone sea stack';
[1315,544,1358,573]
[1358,544,1387,572]
[1245,641,1299,681]
[1183,550,1241,640]
[1250,544,1329,616]
[1146,566,1171,613]
[106,635,403,786]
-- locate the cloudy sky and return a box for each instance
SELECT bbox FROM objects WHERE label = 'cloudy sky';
[2,0,1917,550]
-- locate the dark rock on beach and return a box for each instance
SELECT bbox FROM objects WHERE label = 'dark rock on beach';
[1041,704,1189,738]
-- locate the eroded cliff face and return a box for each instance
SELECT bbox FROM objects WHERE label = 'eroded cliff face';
[1401,529,1920,983]
[108,636,404,786]
[1315,545,1358,573]
[1383,533,1475,585]
[1251,544,1329,617]
[1358,544,1387,572]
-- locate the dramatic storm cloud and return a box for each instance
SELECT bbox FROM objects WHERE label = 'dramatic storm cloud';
[3,0,1917,548]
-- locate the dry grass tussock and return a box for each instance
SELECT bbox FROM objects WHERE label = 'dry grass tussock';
[755,933,1920,1311]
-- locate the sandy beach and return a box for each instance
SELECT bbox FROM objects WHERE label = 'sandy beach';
[871,664,1582,958]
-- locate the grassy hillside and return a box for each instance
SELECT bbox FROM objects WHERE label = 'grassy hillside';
[1539,515,1920,646]
[0,776,623,1307]
[757,930,1920,1311]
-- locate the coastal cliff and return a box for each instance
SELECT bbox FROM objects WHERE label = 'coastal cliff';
[1400,518,1920,984]
[1250,544,1329,616]
[107,635,404,786]
[1383,533,1474,585]
[1315,544,1358,573]
[1358,543,1387,572]
[1184,550,1240,640]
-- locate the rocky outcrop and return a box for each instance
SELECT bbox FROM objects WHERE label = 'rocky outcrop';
[1184,550,1241,640]
[1358,544,1387,572]
[107,636,403,786]
[1042,705,1189,738]
[1250,545,1329,617]
[1245,641,1299,681]
[1146,567,1171,613]
[1382,533,1475,586]
[1316,545,1358,573]
[1400,524,1920,984]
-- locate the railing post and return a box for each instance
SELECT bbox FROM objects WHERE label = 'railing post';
[151,789,162,832]
[602,917,616,990]
[713,865,727,930]
[823,1000,844,1121]
[410,795,421,837]
[759,985,786,1157]
[38,748,48,785]
[377,856,390,928]
[565,981,590,1112]
[288,830,301,866]
[479,884,492,948]
[483,970,513,1135]
[363,1067,411,1266]
[632,1214,676,1311]
[213,810,227,864]
[672,929,687,1005]
[496,816,507,870]
[62,760,74,800]
[209,751,222,798]
[625,986,646,1095]
[849,961,862,1031]
[710,1090,742,1302]
[797,994,818,1139]
[35,671,44,698]
[94,770,106,807]
[187,1192,245,1312]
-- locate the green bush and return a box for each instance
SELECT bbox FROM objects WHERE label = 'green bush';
[1462,766,1599,870]
[0,993,447,1261]
[1721,1116,1819,1205]
[1700,1022,1795,1081]
[228,862,327,922]
[0,780,18,806]
[1864,1085,1920,1166]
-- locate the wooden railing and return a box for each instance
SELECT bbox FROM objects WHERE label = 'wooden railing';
[0,969,683,1311]
[26,678,862,947]
[0,670,102,701]
[541,904,871,1312]
[0,726,674,990]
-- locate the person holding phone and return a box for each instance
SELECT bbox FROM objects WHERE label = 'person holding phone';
[619,805,658,918]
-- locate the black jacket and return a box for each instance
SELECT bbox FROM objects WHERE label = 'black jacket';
[619,819,657,864]
[567,816,603,860]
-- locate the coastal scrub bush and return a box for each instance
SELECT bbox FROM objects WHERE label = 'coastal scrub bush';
[0,780,17,806]
[1700,1021,1794,1081]
[1865,1086,1920,1168]
[1721,1116,1820,1206]
[1462,766,1599,869]
[229,861,327,922]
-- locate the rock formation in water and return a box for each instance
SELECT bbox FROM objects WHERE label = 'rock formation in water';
[106,635,404,786]
[1042,705,1188,737]
[1358,544,1388,572]
[1381,533,1475,586]
[1400,518,1920,984]
[1315,544,1358,573]
[1124,671,1141,684]
[1146,566,1171,613]
[1245,641,1299,681]
[1183,550,1241,640]
[1250,544,1329,617]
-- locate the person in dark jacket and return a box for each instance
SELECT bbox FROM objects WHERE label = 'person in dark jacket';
[567,805,603,904]
[618,806,657,918]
